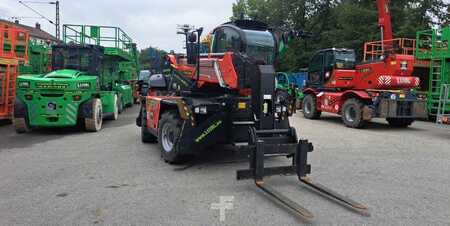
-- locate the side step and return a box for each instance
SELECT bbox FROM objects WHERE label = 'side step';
[236,128,369,221]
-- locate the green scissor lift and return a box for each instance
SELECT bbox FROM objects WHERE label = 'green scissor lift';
[416,26,450,120]
[14,25,139,133]
[19,40,51,75]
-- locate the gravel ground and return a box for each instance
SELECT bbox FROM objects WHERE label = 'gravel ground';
[0,106,449,225]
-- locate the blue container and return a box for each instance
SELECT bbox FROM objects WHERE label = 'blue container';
[287,70,308,89]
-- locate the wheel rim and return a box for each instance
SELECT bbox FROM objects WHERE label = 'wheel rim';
[97,105,102,125]
[161,123,175,152]
[304,100,311,114]
[114,96,118,118]
[345,106,356,123]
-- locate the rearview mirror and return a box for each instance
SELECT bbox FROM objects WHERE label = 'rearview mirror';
[188,32,197,43]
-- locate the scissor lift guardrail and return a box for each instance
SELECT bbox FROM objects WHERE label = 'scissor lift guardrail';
[63,24,134,60]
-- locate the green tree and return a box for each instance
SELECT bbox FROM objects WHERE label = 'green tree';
[139,47,167,72]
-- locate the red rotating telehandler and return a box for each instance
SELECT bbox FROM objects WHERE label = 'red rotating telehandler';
[136,20,369,221]
[302,0,427,128]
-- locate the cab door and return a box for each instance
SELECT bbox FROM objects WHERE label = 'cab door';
[307,52,325,87]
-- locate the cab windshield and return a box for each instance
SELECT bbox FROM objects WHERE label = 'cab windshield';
[334,51,356,69]
[243,29,275,65]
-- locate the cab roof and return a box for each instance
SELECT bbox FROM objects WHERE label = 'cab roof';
[222,20,269,31]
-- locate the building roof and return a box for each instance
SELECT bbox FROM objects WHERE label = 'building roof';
[0,19,58,42]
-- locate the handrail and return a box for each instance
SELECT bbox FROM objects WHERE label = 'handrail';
[62,24,134,54]
[364,38,416,61]
[416,27,450,59]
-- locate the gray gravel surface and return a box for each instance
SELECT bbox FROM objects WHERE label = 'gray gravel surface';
[0,106,449,225]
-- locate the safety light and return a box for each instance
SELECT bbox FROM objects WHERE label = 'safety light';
[77,82,91,89]
[18,81,30,88]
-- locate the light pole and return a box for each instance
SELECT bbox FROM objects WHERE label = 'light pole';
[18,1,60,40]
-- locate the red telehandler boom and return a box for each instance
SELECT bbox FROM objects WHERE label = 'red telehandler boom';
[302,0,427,128]
[377,0,393,43]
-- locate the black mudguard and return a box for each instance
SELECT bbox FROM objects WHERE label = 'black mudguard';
[177,112,228,155]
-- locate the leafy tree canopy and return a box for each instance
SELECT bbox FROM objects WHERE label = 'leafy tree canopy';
[139,46,167,72]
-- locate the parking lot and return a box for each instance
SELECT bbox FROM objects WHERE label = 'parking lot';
[1,106,449,225]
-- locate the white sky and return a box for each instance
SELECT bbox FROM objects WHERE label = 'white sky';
[0,0,236,52]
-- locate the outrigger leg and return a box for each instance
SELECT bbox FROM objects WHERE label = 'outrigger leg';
[236,128,369,221]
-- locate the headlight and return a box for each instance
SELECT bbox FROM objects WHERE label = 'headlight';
[194,106,207,114]
[77,82,91,89]
[18,81,30,88]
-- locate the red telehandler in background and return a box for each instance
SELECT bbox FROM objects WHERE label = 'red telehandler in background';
[302,0,427,128]
[0,23,29,121]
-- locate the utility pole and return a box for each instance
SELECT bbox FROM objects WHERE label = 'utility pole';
[18,1,60,40]
[54,1,59,40]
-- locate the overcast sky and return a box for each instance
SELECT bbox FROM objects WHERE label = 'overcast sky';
[0,0,236,52]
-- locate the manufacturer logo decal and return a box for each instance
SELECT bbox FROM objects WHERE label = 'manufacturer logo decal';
[36,82,68,89]
[195,120,223,143]
[396,77,411,85]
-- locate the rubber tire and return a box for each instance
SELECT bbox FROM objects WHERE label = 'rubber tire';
[85,98,103,132]
[141,107,157,143]
[302,94,321,119]
[107,95,119,120]
[118,97,123,114]
[158,111,185,164]
[341,98,366,128]
[386,118,414,128]
[13,117,31,133]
